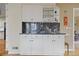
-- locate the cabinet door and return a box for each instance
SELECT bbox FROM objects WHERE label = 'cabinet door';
[42,35,54,55]
[49,35,65,55]
[31,35,43,55]
[53,35,64,52]
[49,35,57,55]
[43,35,64,55]
[20,35,32,55]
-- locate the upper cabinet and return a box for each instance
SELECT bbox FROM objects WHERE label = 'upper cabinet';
[21,4,60,22]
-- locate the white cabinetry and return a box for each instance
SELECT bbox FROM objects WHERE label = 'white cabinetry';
[19,34,65,55]
[42,35,64,55]
[19,35,43,55]
[31,35,43,55]
[20,35,32,55]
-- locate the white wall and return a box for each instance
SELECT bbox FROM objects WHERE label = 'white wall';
[74,8,79,17]
[6,4,22,54]
[0,18,4,39]
[22,4,42,22]
[0,32,4,39]
[0,3,5,17]
[0,3,5,39]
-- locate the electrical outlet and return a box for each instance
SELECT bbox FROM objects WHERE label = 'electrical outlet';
[12,46,18,50]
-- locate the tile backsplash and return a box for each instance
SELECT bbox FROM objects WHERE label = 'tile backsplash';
[22,22,60,34]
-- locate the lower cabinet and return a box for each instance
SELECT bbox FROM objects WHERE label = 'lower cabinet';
[19,34,65,55]
[19,35,43,55]
[31,36,43,55]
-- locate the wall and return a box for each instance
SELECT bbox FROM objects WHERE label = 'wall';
[74,8,79,17]
[57,3,79,50]
[0,3,5,17]
[75,17,79,33]
[0,3,5,40]
[6,4,22,54]
[0,18,5,39]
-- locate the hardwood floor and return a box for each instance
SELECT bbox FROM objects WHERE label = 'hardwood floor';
[0,39,6,56]
[64,48,79,56]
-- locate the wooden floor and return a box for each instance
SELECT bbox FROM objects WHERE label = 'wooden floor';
[0,39,5,56]
[64,48,79,56]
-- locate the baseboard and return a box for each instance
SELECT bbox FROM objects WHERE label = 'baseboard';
[65,48,75,51]
[8,51,20,55]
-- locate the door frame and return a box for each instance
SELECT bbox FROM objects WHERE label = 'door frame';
[73,8,79,51]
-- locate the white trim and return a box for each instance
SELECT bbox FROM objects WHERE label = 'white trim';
[65,48,75,51]
[73,8,75,51]
[73,8,79,51]
[8,51,20,55]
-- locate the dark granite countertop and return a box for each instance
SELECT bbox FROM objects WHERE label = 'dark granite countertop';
[19,33,66,35]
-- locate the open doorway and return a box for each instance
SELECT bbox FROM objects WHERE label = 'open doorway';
[73,8,79,55]
[0,3,6,55]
